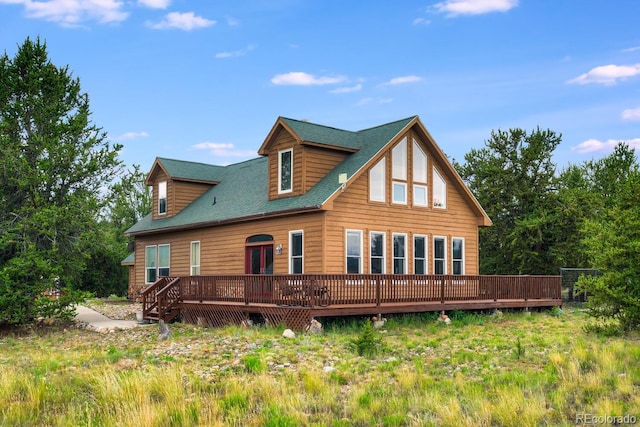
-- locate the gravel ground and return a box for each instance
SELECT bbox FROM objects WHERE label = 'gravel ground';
[83,300,142,320]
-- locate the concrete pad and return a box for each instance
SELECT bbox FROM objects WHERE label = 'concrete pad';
[75,305,149,333]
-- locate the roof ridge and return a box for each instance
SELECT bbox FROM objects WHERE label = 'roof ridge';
[357,116,417,133]
[158,157,226,168]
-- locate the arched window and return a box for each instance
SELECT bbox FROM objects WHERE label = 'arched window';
[246,234,274,243]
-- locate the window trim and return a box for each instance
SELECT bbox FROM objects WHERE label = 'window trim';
[413,139,428,184]
[158,181,167,215]
[452,237,465,275]
[414,234,428,275]
[369,231,386,274]
[392,137,407,181]
[190,241,200,276]
[434,236,447,275]
[278,148,293,194]
[145,245,157,284]
[392,182,407,205]
[413,184,428,207]
[369,157,386,202]
[346,229,363,274]
[392,233,408,275]
[157,244,170,278]
[433,168,447,209]
[289,230,304,274]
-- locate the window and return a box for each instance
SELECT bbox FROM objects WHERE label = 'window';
[158,244,170,277]
[452,238,464,275]
[392,137,407,204]
[290,231,303,274]
[158,181,167,215]
[413,141,428,207]
[190,241,200,275]
[145,244,170,283]
[370,232,385,274]
[145,245,157,284]
[433,168,446,208]
[346,230,362,274]
[413,185,427,206]
[278,148,292,194]
[369,158,386,202]
[434,237,446,275]
[414,235,427,274]
[393,233,407,274]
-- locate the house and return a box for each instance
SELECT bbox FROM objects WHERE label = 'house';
[124,115,492,301]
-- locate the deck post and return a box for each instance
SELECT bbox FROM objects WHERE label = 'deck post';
[440,277,445,303]
[376,277,381,306]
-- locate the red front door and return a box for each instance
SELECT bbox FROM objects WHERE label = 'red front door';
[245,244,273,297]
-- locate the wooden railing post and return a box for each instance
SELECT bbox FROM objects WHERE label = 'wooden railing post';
[440,276,445,303]
[376,276,381,306]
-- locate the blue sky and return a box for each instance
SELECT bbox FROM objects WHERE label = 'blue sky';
[1,0,640,172]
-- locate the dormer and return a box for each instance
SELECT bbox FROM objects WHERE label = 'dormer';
[145,158,223,220]
[259,117,359,200]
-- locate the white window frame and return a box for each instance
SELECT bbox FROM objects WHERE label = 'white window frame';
[145,245,157,284]
[392,233,408,275]
[158,181,167,215]
[452,237,465,275]
[346,229,363,274]
[289,230,304,274]
[413,139,428,183]
[413,184,428,207]
[414,234,428,275]
[392,182,407,204]
[278,148,293,194]
[158,244,170,278]
[190,241,200,276]
[433,168,446,209]
[369,231,386,274]
[369,158,386,202]
[434,236,447,275]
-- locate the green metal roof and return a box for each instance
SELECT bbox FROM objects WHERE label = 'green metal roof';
[126,116,415,235]
[157,157,225,182]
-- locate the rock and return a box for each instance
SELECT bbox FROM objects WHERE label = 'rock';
[491,309,503,318]
[282,329,296,338]
[158,320,171,340]
[305,318,323,334]
[323,366,336,373]
[444,317,451,325]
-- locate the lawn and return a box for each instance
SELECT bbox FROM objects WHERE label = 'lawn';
[0,307,638,426]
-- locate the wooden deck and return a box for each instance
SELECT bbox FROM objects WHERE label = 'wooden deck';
[142,274,562,330]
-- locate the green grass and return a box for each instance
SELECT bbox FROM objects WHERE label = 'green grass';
[1,308,639,426]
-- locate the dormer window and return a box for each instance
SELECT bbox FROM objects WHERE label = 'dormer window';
[158,181,167,215]
[278,148,293,194]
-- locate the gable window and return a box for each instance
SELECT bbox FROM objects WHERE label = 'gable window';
[346,230,362,274]
[414,235,427,274]
[392,137,407,204]
[413,140,428,207]
[190,241,200,275]
[290,231,303,274]
[370,232,385,274]
[278,148,293,194]
[369,158,386,202]
[452,238,464,275]
[393,233,407,274]
[434,237,446,275]
[433,168,446,208]
[145,244,170,283]
[158,181,167,215]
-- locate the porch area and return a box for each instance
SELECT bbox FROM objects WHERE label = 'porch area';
[141,274,562,330]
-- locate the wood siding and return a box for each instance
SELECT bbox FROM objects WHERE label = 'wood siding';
[267,128,303,200]
[302,145,349,192]
[323,130,480,275]
[151,170,170,220]
[174,181,212,213]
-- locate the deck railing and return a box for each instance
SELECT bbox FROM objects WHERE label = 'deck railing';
[178,274,562,307]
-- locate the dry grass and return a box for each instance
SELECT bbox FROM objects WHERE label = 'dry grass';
[1,307,639,426]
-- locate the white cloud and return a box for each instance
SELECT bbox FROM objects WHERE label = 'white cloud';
[138,0,169,9]
[148,11,215,30]
[622,107,640,121]
[572,138,640,154]
[433,0,518,17]
[330,84,362,94]
[226,16,239,26]
[383,75,422,86]
[112,131,149,141]
[2,0,128,26]
[192,142,255,158]
[412,17,431,26]
[216,44,256,59]
[621,46,640,53]
[271,72,346,86]
[567,64,640,86]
